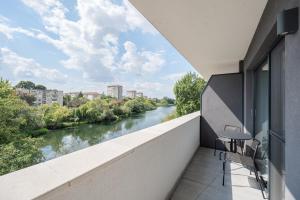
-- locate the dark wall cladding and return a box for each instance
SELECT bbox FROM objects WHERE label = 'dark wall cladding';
[200,73,243,149]
[242,0,300,199]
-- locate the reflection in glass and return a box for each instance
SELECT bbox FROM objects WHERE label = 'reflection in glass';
[254,61,269,189]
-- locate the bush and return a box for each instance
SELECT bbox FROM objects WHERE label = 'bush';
[30,128,49,137]
[0,137,44,175]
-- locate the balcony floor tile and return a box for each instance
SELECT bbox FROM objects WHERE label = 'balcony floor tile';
[170,147,264,200]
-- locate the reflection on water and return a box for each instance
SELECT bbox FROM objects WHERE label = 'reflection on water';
[41,106,175,160]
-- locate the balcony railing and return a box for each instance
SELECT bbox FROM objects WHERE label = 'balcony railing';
[0,112,200,200]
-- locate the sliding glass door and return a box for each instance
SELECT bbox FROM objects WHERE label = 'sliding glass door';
[254,60,269,192]
[269,40,285,200]
[253,40,285,199]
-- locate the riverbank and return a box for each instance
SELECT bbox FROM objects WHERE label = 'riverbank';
[25,97,168,137]
[41,106,176,161]
[28,104,176,137]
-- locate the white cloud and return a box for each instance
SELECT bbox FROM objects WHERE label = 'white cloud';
[17,0,158,82]
[0,16,35,39]
[162,72,185,81]
[0,48,67,82]
[133,81,163,91]
[123,0,157,35]
[133,81,173,98]
[120,41,165,75]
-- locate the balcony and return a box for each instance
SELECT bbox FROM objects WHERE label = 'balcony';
[0,112,263,200]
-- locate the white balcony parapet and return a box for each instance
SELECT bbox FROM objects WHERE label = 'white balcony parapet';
[0,112,200,200]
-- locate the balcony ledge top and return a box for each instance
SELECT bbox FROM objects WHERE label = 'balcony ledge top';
[0,111,200,200]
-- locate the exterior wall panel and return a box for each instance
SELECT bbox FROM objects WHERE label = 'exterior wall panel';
[200,73,243,149]
[243,0,300,199]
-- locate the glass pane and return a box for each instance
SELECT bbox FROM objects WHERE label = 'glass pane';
[254,61,269,186]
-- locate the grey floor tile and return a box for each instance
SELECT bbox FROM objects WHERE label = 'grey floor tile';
[171,148,264,200]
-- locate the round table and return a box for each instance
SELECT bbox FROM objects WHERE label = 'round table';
[219,131,252,153]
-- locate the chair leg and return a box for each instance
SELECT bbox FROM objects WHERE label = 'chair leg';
[219,152,223,160]
[254,167,266,199]
[222,161,226,186]
[254,167,259,182]
[223,141,227,160]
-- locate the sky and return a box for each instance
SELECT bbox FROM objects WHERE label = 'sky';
[0,0,197,98]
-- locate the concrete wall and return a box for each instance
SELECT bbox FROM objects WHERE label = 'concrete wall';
[200,73,243,149]
[0,112,200,200]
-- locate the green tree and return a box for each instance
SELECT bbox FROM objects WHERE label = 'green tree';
[173,72,206,116]
[63,94,71,106]
[15,81,35,89]
[0,79,43,175]
[162,97,175,105]
[124,99,144,114]
[0,137,43,175]
[42,103,72,128]
[68,96,88,107]
[19,93,36,106]
[78,91,84,98]
[34,84,47,90]
[78,99,105,123]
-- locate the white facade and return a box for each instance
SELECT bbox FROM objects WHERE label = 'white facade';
[107,85,123,100]
[126,90,136,98]
[83,92,100,100]
[16,88,63,106]
[136,92,143,98]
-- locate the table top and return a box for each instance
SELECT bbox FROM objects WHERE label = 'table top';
[219,130,252,140]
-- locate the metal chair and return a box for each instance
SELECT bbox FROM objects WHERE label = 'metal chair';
[222,139,266,198]
[214,125,241,160]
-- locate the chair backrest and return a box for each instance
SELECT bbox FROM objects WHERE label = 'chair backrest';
[248,139,261,160]
[224,125,241,133]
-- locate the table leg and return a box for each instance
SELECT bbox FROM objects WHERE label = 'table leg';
[234,140,237,153]
[230,139,233,152]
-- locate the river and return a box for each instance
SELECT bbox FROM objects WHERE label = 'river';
[41,106,175,161]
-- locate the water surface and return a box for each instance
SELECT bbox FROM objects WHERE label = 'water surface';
[41,106,175,160]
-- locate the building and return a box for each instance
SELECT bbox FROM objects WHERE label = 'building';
[136,92,143,98]
[126,90,136,98]
[107,85,123,100]
[83,92,100,100]
[16,88,63,106]
[2,1,300,200]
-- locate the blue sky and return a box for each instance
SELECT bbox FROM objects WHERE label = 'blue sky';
[0,0,197,98]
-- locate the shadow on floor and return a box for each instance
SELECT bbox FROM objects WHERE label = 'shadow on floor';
[170,148,263,200]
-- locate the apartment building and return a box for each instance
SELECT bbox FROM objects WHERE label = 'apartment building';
[16,88,63,106]
[136,92,143,98]
[83,92,100,100]
[107,85,123,100]
[126,90,136,98]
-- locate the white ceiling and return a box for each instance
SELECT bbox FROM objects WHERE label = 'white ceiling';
[129,0,267,80]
